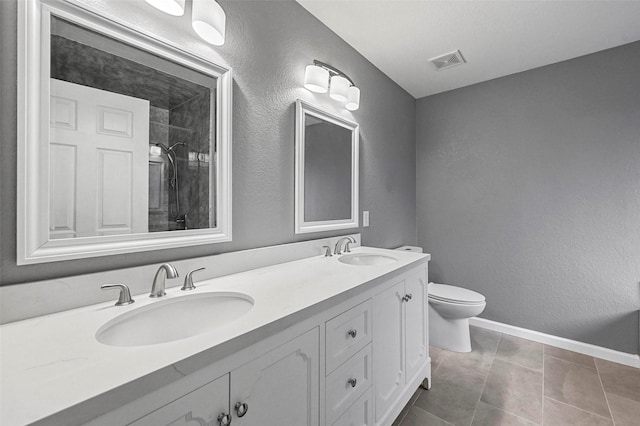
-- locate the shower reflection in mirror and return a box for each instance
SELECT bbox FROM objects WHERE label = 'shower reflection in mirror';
[49,14,215,237]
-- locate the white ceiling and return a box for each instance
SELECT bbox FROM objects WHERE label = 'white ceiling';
[296,1,640,99]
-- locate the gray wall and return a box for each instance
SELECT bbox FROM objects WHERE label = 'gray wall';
[0,0,416,286]
[416,42,640,354]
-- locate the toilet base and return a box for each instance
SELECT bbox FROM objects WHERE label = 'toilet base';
[429,306,472,353]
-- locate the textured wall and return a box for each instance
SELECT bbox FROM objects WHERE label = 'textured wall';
[416,42,640,354]
[0,0,416,286]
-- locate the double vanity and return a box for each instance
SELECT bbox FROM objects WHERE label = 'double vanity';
[7,2,430,425]
[1,244,430,426]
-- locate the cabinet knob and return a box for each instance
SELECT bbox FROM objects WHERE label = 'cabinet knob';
[407,293,413,300]
[347,378,357,388]
[217,413,231,426]
[234,401,248,417]
[347,329,357,338]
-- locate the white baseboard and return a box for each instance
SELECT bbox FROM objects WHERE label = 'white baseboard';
[469,317,640,369]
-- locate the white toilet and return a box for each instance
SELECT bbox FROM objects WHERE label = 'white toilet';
[428,283,486,353]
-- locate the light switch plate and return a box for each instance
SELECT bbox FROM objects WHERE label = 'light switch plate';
[363,211,370,227]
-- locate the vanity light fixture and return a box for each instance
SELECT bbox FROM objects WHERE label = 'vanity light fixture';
[144,0,226,45]
[345,86,361,111]
[329,75,350,102]
[304,60,360,111]
[144,0,185,16]
[192,0,226,46]
[304,64,329,93]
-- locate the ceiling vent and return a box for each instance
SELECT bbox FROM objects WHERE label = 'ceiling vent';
[429,50,466,71]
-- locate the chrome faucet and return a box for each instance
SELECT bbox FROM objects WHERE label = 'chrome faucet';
[334,236,356,255]
[150,263,179,298]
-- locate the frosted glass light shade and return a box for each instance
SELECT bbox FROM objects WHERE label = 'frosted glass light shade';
[345,86,360,111]
[329,75,350,102]
[304,65,329,93]
[192,0,226,46]
[145,0,185,16]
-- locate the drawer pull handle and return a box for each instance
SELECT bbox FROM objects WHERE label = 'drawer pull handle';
[347,378,357,388]
[218,413,231,426]
[403,293,413,302]
[347,329,357,338]
[235,402,248,417]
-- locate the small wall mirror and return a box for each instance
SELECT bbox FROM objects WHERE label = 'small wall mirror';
[17,0,232,264]
[295,100,359,234]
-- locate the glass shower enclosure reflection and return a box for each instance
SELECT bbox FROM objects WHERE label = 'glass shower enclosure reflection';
[49,15,216,237]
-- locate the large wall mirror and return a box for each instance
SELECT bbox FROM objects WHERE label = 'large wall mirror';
[295,100,359,234]
[17,0,232,264]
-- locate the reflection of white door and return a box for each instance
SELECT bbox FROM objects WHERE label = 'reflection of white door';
[49,79,149,239]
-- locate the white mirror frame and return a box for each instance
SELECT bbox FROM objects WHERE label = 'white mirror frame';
[294,100,359,234]
[17,0,233,264]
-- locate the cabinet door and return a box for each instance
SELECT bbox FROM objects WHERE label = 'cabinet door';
[230,328,320,426]
[404,268,428,384]
[372,280,405,422]
[128,374,229,426]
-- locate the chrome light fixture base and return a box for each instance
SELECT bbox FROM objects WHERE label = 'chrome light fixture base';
[304,60,360,111]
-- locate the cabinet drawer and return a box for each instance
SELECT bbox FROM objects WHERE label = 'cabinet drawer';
[325,345,372,425]
[326,299,371,374]
[332,387,373,426]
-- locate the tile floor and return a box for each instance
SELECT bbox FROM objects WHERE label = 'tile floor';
[393,326,640,426]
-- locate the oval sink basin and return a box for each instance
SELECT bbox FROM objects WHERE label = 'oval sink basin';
[96,292,254,347]
[339,253,398,266]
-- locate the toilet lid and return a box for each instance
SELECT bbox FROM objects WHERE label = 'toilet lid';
[428,283,485,304]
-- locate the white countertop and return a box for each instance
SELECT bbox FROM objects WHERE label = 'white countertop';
[0,246,429,425]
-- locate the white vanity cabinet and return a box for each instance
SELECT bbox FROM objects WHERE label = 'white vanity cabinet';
[230,327,320,426]
[80,261,428,426]
[126,328,319,426]
[128,373,230,426]
[372,267,428,424]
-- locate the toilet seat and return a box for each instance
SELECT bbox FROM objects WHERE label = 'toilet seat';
[428,283,485,305]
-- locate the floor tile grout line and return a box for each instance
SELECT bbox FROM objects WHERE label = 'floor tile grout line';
[431,348,448,375]
[544,396,615,423]
[411,404,455,426]
[493,356,545,374]
[469,333,502,426]
[543,353,597,371]
[602,392,640,406]
[493,353,544,373]
[594,357,616,424]
[480,334,546,425]
[478,400,541,426]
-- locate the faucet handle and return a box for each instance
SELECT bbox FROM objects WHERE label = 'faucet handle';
[322,246,333,257]
[101,284,135,306]
[181,267,205,291]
